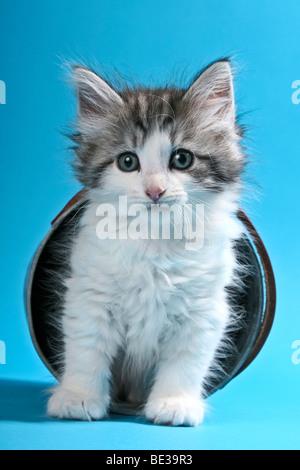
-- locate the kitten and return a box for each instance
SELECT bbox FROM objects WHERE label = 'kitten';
[47,59,245,426]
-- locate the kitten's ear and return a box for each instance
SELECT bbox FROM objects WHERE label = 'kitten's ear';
[73,66,123,118]
[183,59,235,124]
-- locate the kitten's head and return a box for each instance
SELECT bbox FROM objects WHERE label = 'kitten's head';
[71,59,245,206]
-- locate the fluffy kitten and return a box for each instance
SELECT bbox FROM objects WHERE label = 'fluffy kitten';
[47,59,245,426]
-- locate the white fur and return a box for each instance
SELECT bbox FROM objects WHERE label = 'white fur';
[47,149,243,426]
[48,63,245,426]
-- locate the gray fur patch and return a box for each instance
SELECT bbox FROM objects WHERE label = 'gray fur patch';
[70,60,245,190]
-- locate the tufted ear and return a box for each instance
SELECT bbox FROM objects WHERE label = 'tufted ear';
[73,66,123,118]
[183,59,235,125]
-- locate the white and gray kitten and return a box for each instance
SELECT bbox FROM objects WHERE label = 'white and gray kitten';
[47,59,246,426]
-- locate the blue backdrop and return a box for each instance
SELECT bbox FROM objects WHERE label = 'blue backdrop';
[0,0,299,450]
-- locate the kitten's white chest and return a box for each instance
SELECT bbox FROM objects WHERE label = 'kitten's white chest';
[109,247,175,361]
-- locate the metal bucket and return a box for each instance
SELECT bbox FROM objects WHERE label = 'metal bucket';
[25,190,276,396]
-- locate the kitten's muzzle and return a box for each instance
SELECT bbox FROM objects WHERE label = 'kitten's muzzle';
[145,188,166,203]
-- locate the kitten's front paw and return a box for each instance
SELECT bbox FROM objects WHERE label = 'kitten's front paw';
[47,386,109,421]
[145,395,205,427]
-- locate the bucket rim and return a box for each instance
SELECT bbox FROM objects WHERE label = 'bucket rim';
[25,189,276,385]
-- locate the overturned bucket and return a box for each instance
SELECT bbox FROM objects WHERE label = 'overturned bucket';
[25,190,276,397]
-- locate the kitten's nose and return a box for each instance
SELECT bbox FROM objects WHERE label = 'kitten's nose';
[145,187,166,203]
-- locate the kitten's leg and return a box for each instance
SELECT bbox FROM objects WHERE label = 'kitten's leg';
[145,305,228,427]
[47,295,120,421]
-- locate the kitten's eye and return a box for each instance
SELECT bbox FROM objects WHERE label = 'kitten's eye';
[118,153,140,172]
[170,149,193,170]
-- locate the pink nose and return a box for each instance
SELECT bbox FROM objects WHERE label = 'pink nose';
[145,188,166,203]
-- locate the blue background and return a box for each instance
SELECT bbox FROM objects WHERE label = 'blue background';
[0,0,299,450]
